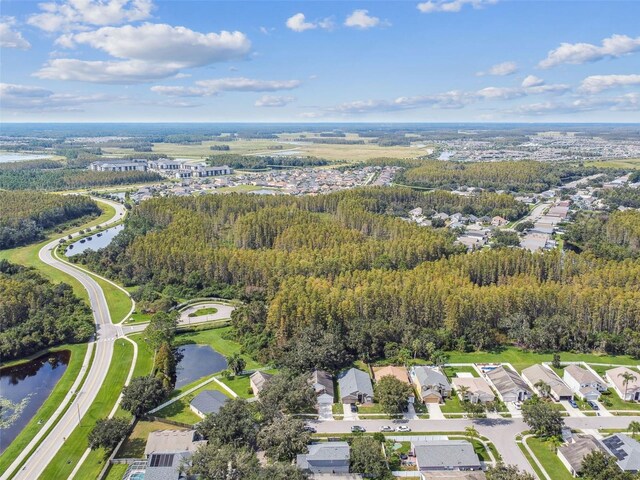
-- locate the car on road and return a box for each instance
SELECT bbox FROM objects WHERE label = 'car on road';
[303,426,316,433]
[395,426,411,432]
[379,426,394,432]
[568,398,578,408]
[588,400,599,410]
[351,425,366,433]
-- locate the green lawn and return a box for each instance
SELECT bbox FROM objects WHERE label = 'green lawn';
[445,347,640,373]
[103,463,129,480]
[174,326,260,370]
[125,311,153,324]
[526,436,574,480]
[154,382,231,425]
[600,389,640,411]
[440,395,466,414]
[0,343,88,474]
[517,441,547,480]
[129,333,155,378]
[39,340,134,480]
[443,365,478,378]
[188,307,218,317]
[218,373,253,398]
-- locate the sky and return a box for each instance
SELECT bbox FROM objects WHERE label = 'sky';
[0,0,639,123]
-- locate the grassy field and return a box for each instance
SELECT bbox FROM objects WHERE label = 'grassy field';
[218,373,253,398]
[125,311,153,324]
[188,307,218,317]
[445,347,640,373]
[586,158,640,170]
[440,395,467,414]
[526,436,574,480]
[103,463,128,480]
[0,343,88,474]
[101,136,432,163]
[443,365,478,378]
[39,340,134,480]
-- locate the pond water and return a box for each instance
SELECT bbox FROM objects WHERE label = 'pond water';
[0,351,70,453]
[66,224,124,256]
[174,344,227,389]
[0,153,52,163]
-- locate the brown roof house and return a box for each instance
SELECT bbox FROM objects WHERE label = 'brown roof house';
[557,435,605,477]
[250,371,273,397]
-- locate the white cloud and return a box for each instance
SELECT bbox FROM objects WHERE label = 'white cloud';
[344,10,383,29]
[36,23,251,83]
[579,74,640,93]
[255,95,296,107]
[521,75,544,88]
[504,94,640,116]
[539,34,640,69]
[285,13,333,32]
[476,61,517,76]
[151,77,301,97]
[0,82,109,111]
[417,0,498,14]
[28,0,154,32]
[0,17,31,49]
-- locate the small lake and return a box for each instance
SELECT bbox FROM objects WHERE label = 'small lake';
[66,224,124,257]
[174,344,227,389]
[0,152,53,163]
[0,351,70,453]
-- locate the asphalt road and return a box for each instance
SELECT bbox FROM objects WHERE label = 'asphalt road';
[3,198,127,480]
[307,414,640,474]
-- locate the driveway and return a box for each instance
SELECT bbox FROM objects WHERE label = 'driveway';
[318,403,334,421]
[426,403,444,420]
[404,403,418,420]
[343,403,359,421]
[594,401,613,417]
[560,400,585,417]
[506,402,523,418]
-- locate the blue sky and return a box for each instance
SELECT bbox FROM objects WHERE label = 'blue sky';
[1,0,639,122]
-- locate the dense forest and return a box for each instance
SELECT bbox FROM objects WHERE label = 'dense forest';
[393,160,601,192]
[0,167,162,191]
[566,210,640,260]
[0,191,100,249]
[207,153,329,170]
[0,260,94,360]
[75,187,640,366]
[597,187,640,209]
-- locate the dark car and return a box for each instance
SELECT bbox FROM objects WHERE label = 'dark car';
[303,426,317,433]
[588,400,599,410]
[568,398,578,408]
[351,425,366,433]
[350,404,358,413]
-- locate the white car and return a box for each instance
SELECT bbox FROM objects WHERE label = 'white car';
[514,402,522,410]
[395,426,411,432]
[379,426,394,432]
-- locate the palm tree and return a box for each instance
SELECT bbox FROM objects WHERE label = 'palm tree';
[534,380,551,399]
[227,353,246,376]
[465,426,479,439]
[619,371,638,401]
[457,385,471,402]
[629,420,640,439]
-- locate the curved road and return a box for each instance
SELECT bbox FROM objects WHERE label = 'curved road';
[3,198,127,480]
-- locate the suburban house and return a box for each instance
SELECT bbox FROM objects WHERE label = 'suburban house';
[557,435,604,477]
[484,366,532,403]
[521,364,573,401]
[189,390,229,418]
[412,440,482,472]
[451,377,495,404]
[491,216,508,227]
[338,368,374,404]
[563,365,607,401]
[144,430,204,457]
[296,441,351,474]
[410,366,452,404]
[138,451,193,480]
[249,371,273,397]
[374,365,414,403]
[606,366,640,401]
[310,369,335,405]
[601,434,640,473]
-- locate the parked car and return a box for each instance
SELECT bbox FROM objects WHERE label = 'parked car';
[588,400,599,410]
[379,426,394,432]
[350,404,358,413]
[303,426,317,433]
[351,425,366,433]
[568,398,578,408]
[395,426,411,432]
[514,402,522,410]
[400,454,408,460]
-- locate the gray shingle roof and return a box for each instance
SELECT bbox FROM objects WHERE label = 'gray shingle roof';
[413,366,451,392]
[522,364,572,398]
[338,368,373,398]
[297,442,350,471]
[601,434,640,472]
[189,390,228,416]
[558,436,604,473]
[414,440,481,470]
[486,366,531,396]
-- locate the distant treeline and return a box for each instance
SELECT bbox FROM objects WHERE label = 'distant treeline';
[0,168,162,191]
[392,160,604,192]
[207,154,329,170]
[294,138,365,145]
[0,260,94,360]
[0,191,100,249]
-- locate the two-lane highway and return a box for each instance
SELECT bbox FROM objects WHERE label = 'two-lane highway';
[3,198,127,480]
